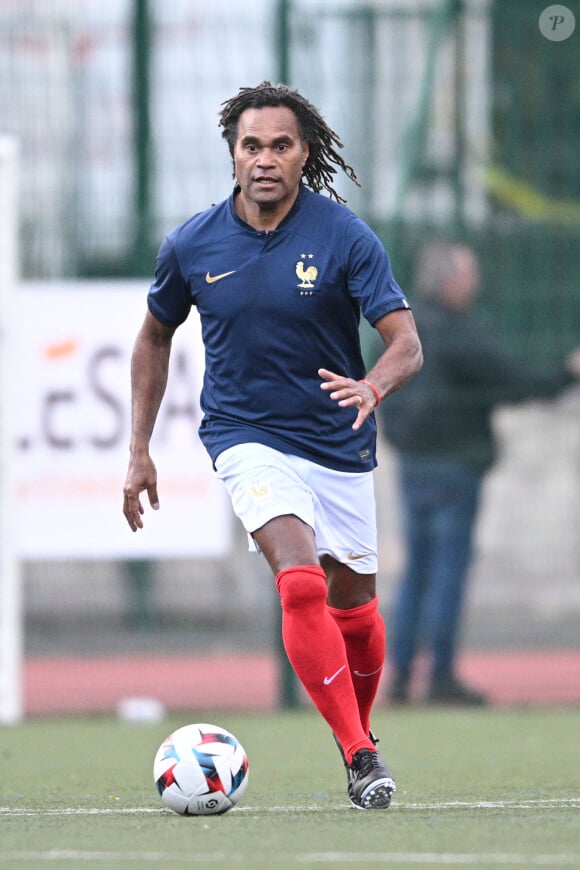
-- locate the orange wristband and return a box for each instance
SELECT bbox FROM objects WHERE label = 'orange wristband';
[359,379,381,407]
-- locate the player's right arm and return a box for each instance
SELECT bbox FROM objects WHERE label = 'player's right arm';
[123,310,177,531]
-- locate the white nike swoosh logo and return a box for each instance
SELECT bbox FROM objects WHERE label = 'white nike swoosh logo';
[353,666,383,678]
[323,665,346,685]
[205,270,236,284]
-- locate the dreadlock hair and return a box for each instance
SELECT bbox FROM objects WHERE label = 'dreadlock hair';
[218,81,361,204]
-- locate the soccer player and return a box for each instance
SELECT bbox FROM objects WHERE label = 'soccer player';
[123,82,422,809]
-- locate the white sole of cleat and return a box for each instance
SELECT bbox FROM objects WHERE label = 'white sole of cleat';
[350,778,396,810]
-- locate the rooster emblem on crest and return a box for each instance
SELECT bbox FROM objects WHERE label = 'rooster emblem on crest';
[296,254,318,289]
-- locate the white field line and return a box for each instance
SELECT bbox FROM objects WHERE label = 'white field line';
[3,801,579,864]
[1,797,580,817]
[0,850,579,865]
[299,854,580,866]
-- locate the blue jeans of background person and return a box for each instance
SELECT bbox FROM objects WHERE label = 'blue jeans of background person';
[390,456,483,680]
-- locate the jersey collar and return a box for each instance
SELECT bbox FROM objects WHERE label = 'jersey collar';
[228,183,308,233]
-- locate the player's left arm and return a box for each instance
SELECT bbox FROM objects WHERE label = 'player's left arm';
[367,308,423,397]
[319,309,422,431]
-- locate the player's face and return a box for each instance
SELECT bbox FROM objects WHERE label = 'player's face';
[233,106,309,223]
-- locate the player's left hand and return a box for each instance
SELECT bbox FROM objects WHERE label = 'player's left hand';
[318,368,377,431]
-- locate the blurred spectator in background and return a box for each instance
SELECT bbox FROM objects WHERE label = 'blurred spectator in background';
[380,240,580,705]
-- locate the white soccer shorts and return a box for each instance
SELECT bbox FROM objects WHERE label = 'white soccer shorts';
[215,442,378,574]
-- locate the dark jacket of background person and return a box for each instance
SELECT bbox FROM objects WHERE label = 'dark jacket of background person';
[379,240,580,706]
[382,298,576,472]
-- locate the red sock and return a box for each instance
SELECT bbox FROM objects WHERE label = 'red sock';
[327,596,385,735]
[276,566,375,763]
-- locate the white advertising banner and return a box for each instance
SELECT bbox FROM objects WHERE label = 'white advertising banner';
[15,281,232,559]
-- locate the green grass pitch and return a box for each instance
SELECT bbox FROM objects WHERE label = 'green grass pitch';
[1,707,579,868]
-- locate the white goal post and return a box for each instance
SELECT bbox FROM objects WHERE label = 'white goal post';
[0,135,22,723]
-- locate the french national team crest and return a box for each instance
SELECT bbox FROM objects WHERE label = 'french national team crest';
[296,253,318,294]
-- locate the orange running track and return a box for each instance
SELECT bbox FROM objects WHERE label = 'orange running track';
[24,649,580,716]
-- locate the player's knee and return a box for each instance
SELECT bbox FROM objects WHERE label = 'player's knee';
[276,565,327,611]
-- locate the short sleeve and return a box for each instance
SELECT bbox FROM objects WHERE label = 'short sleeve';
[344,218,410,325]
[147,231,192,326]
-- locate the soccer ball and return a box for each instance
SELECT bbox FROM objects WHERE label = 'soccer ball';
[153,722,249,816]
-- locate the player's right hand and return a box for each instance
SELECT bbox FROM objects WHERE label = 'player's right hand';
[122,453,160,531]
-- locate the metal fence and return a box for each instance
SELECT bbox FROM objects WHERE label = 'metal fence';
[2,0,578,358]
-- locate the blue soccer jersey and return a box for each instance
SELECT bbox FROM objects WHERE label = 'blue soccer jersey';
[148,184,409,472]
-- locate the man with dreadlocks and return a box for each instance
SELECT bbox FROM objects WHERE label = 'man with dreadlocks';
[123,82,422,810]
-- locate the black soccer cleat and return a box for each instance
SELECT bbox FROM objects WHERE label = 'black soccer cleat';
[347,748,396,810]
[333,731,395,809]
